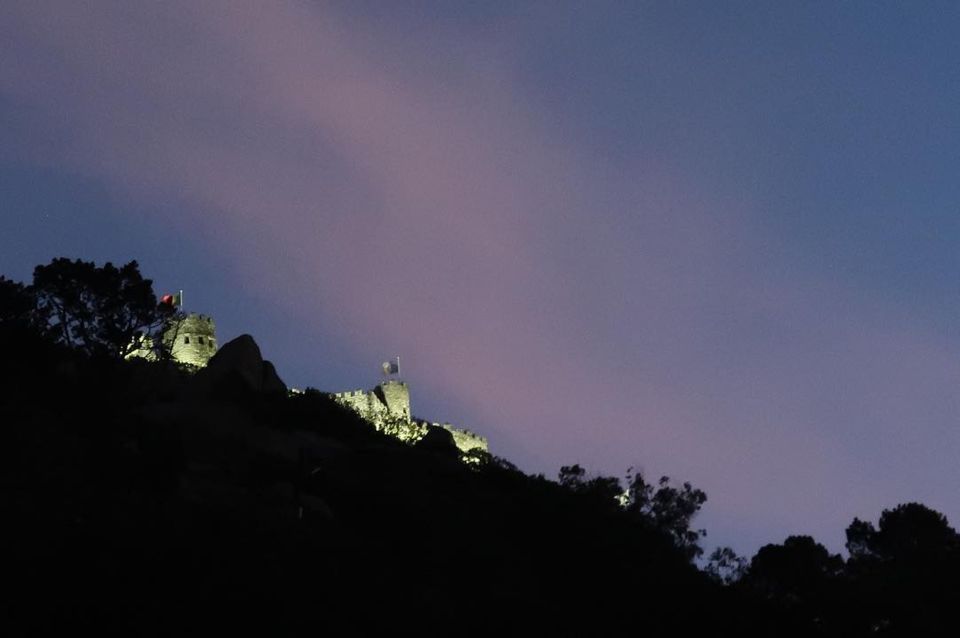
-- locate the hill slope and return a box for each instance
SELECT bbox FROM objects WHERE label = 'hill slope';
[3,332,724,635]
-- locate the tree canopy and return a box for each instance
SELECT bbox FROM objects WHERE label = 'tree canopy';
[846,502,960,564]
[31,258,168,359]
[745,535,843,598]
[557,464,708,561]
[0,275,41,331]
[624,469,708,560]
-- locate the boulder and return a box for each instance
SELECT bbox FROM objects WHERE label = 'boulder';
[415,425,459,457]
[261,360,287,397]
[193,334,287,398]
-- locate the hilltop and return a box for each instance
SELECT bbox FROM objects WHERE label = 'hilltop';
[3,332,718,635]
[6,258,960,636]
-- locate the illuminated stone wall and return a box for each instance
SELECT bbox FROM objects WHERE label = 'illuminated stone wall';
[333,381,410,424]
[375,381,411,421]
[165,313,218,368]
[438,424,487,453]
[126,312,218,368]
[132,310,489,454]
[334,387,392,423]
[332,381,488,455]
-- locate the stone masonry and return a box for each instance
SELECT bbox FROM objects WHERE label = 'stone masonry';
[332,380,488,455]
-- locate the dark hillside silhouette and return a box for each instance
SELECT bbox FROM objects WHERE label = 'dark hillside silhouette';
[3,257,959,636]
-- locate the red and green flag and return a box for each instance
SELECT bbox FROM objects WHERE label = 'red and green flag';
[160,291,183,308]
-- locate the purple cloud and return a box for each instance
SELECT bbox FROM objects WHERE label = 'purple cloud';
[3,1,959,555]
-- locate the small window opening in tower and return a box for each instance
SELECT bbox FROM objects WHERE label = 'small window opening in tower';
[184,336,190,344]
[199,336,205,345]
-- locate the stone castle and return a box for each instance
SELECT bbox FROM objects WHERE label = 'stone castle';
[332,381,487,454]
[158,313,488,455]
[127,312,219,368]
[165,313,219,367]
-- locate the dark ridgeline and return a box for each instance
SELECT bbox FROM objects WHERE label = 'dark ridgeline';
[3,258,960,636]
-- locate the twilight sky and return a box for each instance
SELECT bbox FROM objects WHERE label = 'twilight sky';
[3,1,960,557]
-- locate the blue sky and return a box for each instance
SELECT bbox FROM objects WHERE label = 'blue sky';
[3,1,960,557]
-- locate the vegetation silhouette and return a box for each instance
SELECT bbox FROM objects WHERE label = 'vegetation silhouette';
[3,257,960,636]
[32,258,171,359]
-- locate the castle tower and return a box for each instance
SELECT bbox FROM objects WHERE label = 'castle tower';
[331,376,488,455]
[164,313,218,368]
[374,380,411,423]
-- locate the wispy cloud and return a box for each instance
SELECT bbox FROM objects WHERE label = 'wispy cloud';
[3,1,959,554]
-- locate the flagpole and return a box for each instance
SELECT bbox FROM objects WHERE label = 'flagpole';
[396,355,400,378]
[179,289,184,312]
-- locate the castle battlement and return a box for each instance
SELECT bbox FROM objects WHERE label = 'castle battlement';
[332,380,487,455]
[136,306,488,457]
[165,313,218,368]
[126,311,218,368]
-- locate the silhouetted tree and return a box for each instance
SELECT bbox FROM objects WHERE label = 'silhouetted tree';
[846,503,959,564]
[558,464,623,507]
[1,276,34,323]
[0,276,47,336]
[558,464,587,489]
[32,258,168,358]
[744,535,842,600]
[624,469,707,560]
[705,546,747,585]
[460,448,494,467]
[845,503,960,635]
[156,308,189,362]
[0,276,59,388]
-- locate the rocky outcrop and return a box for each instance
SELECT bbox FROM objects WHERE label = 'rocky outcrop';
[192,334,286,398]
[261,360,287,396]
[415,425,459,458]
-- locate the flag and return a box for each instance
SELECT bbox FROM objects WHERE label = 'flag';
[382,358,399,375]
[160,291,183,308]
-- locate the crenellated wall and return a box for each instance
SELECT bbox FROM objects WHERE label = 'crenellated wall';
[126,312,218,368]
[132,308,489,455]
[438,423,487,454]
[332,381,488,455]
[375,381,411,422]
[333,382,408,426]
